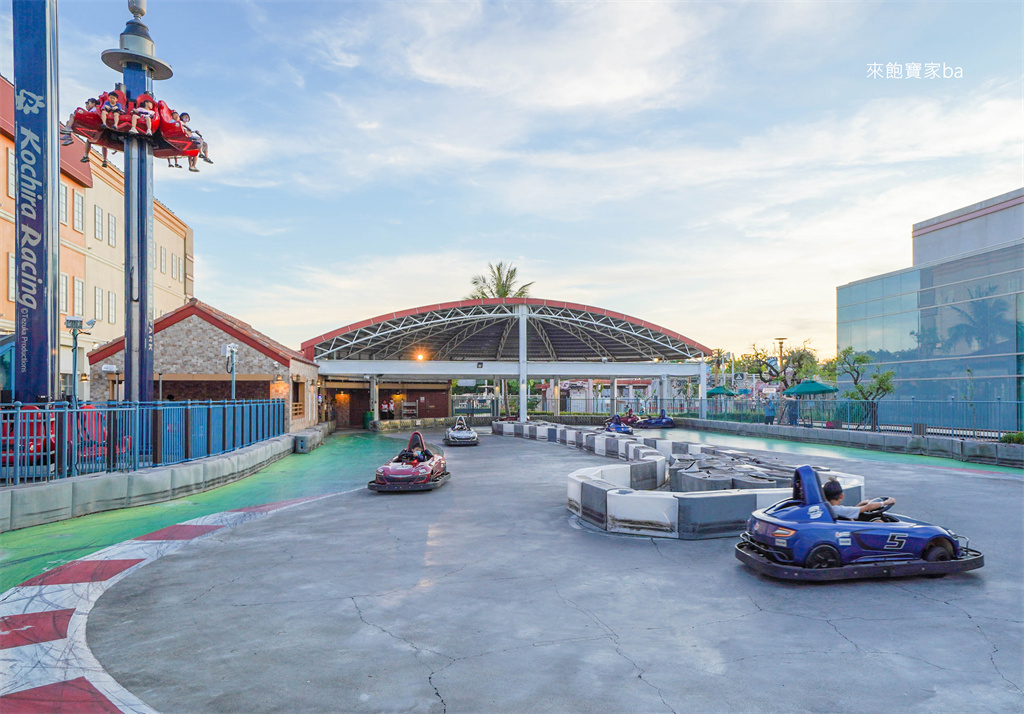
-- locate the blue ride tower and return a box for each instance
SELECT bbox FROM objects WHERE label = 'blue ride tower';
[101,0,173,403]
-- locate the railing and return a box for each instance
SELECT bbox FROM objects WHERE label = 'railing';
[0,399,288,486]
[508,397,1022,440]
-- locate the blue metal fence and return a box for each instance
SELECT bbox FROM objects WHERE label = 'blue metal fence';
[519,396,1022,440]
[0,400,288,485]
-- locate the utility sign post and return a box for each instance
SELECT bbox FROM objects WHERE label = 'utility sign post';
[12,0,61,403]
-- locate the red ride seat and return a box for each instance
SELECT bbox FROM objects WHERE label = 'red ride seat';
[152,100,200,158]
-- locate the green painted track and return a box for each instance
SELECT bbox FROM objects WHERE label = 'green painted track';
[0,432,404,593]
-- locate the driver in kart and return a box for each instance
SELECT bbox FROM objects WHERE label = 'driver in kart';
[824,478,895,519]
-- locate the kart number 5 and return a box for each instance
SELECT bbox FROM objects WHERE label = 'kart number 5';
[884,533,908,550]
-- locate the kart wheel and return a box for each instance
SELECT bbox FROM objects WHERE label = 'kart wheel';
[805,544,841,569]
[924,541,953,578]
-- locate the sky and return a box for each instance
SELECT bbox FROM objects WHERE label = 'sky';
[2,1,1022,360]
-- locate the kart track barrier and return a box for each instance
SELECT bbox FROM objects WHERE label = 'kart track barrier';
[491,421,864,540]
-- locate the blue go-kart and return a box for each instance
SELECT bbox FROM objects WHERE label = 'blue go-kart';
[735,465,984,581]
[604,414,634,435]
[635,409,675,429]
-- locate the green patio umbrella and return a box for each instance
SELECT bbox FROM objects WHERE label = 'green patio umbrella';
[782,379,838,397]
[706,385,738,396]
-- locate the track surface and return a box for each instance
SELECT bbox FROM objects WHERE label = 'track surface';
[80,431,1021,713]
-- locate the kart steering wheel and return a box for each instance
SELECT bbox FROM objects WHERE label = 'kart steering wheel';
[859,497,893,521]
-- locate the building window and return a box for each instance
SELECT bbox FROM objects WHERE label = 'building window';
[108,290,117,324]
[59,273,68,314]
[6,149,14,198]
[160,246,167,274]
[74,278,84,316]
[94,286,103,322]
[94,205,103,240]
[59,184,68,224]
[171,254,178,280]
[7,253,15,302]
[73,191,84,232]
[107,213,116,246]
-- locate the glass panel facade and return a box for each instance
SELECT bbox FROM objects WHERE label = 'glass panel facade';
[837,241,1023,403]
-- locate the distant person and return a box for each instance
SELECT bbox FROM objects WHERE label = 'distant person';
[179,113,212,172]
[764,398,776,425]
[101,93,123,129]
[388,398,395,419]
[165,110,183,168]
[129,98,156,135]
[60,98,97,145]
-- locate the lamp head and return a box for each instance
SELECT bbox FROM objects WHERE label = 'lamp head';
[128,0,146,19]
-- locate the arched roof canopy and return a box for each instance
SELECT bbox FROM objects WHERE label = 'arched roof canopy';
[302,298,710,364]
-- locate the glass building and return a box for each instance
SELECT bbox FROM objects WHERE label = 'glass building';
[837,188,1023,404]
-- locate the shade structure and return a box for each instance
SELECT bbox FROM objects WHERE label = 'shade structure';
[783,379,839,396]
[706,385,738,396]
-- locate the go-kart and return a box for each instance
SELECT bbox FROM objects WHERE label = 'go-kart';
[635,409,675,429]
[369,431,449,492]
[735,465,984,581]
[443,416,479,446]
[604,414,634,435]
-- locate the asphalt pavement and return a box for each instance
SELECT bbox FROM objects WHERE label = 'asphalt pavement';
[88,430,1023,714]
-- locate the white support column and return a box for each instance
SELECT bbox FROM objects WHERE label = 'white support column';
[698,362,707,420]
[611,377,618,416]
[370,376,379,422]
[660,374,669,413]
[518,304,528,422]
[553,376,561,416]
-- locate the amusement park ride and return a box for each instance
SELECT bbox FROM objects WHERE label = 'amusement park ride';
[65,90,209,168]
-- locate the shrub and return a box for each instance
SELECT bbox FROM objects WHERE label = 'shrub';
[999,432,1024,444]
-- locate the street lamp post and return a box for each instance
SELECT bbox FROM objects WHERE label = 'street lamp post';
[223,343,238,400]
[774,337,787,384]
[64,316,96,409]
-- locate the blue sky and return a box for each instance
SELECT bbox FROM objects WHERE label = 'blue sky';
[3,1,1022,359]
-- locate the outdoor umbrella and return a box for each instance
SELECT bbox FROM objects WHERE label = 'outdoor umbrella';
[706,385,738,396]
[782,380,839,397]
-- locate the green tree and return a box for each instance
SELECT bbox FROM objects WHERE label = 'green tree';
[466,261,534,299]
[944,288,1013,352]
[745,341,818,390]
[836,347,894,401]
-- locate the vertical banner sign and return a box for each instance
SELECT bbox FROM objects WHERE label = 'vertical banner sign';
[12,0,61,403]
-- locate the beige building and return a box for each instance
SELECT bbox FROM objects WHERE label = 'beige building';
[1,76,192,401]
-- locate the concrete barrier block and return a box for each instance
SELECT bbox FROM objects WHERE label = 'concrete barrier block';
[963,441,997,464]
[513,423,524,437]
[566,470,594,515]
[0,489,10,532]
[593,436,610,456]
[202,456,233,488]
[676,491,758,540]
[170,463,205,498]
[670,468,731,492]
[580,479,618,528]
[731,473,777,490]
[607,489,679,536]
[126,468,174,507]
[925,437,961,459]
[556,428,568,445]
[545,427,557,442]
[671,441,690,454]
[628,460,658,490]
[883,434,910,452]
[597,463,632,488]
[10,481,73,530]
[71,473,128,517]
[996,442,1024,468]
[906,436,927,455]
[525,425,537,439]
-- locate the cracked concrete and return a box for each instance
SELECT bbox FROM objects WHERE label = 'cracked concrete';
[87,431,1022,713]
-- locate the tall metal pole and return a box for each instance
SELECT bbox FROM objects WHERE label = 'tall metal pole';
[518,304,528,422]
[12,0,60,403]
[102,0,173,404]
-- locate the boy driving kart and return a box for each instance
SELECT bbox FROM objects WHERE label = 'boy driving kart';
[824,477,894,520]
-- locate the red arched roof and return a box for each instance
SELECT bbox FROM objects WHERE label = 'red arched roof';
[302,298,710,363]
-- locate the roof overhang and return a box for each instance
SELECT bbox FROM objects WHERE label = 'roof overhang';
[318,360,700,381]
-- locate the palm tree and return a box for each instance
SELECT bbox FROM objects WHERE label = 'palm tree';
[466,261,534,299]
